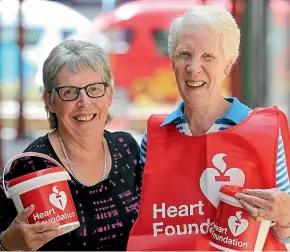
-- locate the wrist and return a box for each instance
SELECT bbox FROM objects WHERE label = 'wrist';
[277,220,290,229]
[272,225,290,244]
[275,222,290,238]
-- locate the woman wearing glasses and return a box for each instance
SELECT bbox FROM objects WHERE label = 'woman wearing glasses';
[0,40,141,251]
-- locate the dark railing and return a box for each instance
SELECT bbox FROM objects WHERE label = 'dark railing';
[0,10,2,169]
[17,0,25,139]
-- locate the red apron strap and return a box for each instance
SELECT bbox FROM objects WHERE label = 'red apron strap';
[147,114,178,147]
[147,114,168,133]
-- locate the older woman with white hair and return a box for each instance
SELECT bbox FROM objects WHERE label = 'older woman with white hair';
[0,40,142,251]
[127,4,290,251]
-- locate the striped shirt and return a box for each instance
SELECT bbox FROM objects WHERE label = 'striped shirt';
[140,97,290,193]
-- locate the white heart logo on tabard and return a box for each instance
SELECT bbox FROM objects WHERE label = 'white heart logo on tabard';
[200,153,245,208]
[49,186,67,211]
[228,211,249,236]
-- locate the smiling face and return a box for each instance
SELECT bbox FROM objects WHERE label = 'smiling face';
[172,28,231,107]
[46,67,113,137]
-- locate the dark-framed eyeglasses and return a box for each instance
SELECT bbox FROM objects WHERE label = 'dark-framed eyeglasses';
[49,82,109,101]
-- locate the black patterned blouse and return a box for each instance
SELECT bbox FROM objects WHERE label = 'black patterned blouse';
[0,131,142,251]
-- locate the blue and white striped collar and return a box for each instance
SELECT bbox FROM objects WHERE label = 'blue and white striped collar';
[160,97,250,127]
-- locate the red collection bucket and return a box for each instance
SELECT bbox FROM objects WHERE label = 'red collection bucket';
[209,185,271,251]
[2,152,80,235]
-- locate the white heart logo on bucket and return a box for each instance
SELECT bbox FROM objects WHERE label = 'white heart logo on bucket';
[209,185,271,251]
[49,186,68,211]
[228,211,249,237]
[2,152,80,236]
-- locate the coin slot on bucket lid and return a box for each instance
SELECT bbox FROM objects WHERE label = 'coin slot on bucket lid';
[220,185,244,197]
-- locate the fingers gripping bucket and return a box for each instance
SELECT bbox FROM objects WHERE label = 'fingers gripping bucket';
[1,152,80,235]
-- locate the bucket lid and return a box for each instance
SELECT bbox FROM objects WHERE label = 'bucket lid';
[220,185,244,197]
[8,167,66,188]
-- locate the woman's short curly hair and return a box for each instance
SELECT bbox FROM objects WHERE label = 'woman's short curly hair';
[42,39,113,129]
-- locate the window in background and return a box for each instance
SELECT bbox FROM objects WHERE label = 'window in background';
[61,28,76,40]
[152,29,169,56]
[102,28,134,54]
[0,26,44,45]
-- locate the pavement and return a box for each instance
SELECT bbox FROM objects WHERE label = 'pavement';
[0,130,42,172]
[2,138,33,163]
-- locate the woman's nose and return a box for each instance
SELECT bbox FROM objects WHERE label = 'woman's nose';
[186,60,202,75]
[76,89,90,107]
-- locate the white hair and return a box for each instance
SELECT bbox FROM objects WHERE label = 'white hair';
[168,5,241,65]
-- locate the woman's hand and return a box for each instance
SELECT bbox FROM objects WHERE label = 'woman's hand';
[235,188,290,237]
[1,205,63,251]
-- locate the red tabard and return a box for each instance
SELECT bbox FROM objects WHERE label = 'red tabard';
[127,107,290,251]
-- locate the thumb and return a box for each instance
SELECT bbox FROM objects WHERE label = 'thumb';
[16,205,35,223]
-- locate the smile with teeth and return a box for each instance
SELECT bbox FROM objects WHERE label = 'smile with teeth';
[73,114,96,122]
[186,81,206,87]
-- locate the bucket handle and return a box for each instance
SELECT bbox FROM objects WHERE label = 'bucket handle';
[1,152,65,198]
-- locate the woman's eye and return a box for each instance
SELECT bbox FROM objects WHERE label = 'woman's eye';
[64,90,72,95]
[178,51,191,59]
[182,52,190,57]
[63,89,76,97]
[203,54,214,61]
